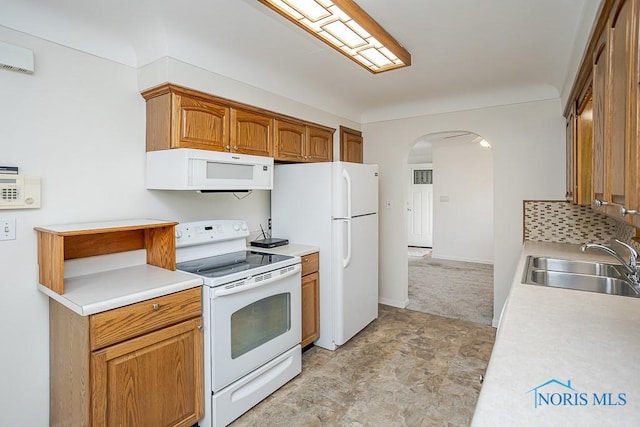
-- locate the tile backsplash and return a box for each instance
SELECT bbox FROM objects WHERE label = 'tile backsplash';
[523,201,636,248]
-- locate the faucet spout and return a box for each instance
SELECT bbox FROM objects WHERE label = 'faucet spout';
[581,240,639,285]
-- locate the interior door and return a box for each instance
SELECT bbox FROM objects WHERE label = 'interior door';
[407,165,433,247]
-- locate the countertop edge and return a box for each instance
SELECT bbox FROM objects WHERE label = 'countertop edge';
[38,266,203,316]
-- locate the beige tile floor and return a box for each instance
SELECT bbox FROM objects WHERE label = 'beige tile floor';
[230,305,496,427]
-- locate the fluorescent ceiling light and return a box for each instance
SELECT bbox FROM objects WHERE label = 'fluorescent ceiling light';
[258,0,412,73]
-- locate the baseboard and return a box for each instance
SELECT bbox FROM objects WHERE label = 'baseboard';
[378,297,409,308]
[431,253,494,265]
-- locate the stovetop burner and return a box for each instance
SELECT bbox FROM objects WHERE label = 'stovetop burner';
[176,250,293,279]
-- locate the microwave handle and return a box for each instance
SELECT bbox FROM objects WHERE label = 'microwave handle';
[213,264,301,297]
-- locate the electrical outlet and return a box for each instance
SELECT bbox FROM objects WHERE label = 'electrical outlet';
[0,218,16,241]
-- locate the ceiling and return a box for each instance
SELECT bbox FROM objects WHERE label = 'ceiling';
[0,0,600,122]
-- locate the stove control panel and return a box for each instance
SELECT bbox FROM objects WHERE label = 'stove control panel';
[175,219,249,247]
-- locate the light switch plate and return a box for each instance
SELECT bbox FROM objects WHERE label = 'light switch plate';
[0,218,16,240]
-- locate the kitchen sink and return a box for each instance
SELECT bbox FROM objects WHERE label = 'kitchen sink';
[523,256,640,298]
[528,256,623,277]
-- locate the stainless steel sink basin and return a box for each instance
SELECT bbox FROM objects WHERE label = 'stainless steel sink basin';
[527,270,640,297]
[523,256,640,298]
[528,256,623,277]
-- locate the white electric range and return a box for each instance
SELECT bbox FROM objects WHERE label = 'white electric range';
[175,220,302,427]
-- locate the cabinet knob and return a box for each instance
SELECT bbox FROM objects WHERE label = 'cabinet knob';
[305,258,310,263]
[197,324,204,331]
[620,206,637,217]
[152,303,160,311]
[225,145,230,150]
[234,146,238,150]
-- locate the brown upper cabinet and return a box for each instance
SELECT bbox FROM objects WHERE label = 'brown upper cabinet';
[566,83,593,206]
[565,0,640,226]
[274,120,305,161]
[144,87,230,152]
[306,126,333,162]
[566,104,576,201]
[592,30,608,212]
[231,108,273,157]
[575,92,593,205]
[142,84,335,163]
[603,0,636,220]
[340,126,363,163]
[274,119,333,162]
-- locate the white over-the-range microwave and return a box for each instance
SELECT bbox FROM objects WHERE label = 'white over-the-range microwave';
[146,148,273,191]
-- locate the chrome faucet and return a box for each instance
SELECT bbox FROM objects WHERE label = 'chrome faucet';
[580,239,639,285]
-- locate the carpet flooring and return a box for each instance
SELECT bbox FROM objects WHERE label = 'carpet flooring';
[231,305,495,427]
[407,255,494,326]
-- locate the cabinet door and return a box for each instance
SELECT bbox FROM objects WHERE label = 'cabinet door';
[301,272,319,347]
[566,107,575,201]
[607,0,635,217]
[306,126,333,162]
[231,108,274,157]
[340,126,363,163]
[576,95,594,205]
[91,317,204,427]
[173,94,229,151]
[592,31,608,211]
[274,120,305,161]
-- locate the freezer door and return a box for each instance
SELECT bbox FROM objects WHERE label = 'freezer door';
[333,213,378,346]
[333,162,379,218]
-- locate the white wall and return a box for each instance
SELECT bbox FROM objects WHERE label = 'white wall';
[363,99,565,322]
[0,25,354,426]
[432,140,493,263]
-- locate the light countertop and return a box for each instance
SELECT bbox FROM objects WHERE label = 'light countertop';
[35,218,175,234]
[472,241,640,426]
[249,243,319,257]
[39,263,202,316]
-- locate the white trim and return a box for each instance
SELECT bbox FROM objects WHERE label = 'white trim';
[430,254,494,265]
[378,297,409,308]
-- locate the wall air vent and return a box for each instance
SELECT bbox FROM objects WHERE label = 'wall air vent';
[0,41,34,74]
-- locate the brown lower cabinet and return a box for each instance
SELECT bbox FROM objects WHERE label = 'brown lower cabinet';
[49,287,204,427]
[300,252,320,347]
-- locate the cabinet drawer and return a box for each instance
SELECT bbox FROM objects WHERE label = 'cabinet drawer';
[90,287,202,350]
[301,252,319,276]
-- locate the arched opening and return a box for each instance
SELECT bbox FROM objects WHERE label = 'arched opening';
[406,131,494,325]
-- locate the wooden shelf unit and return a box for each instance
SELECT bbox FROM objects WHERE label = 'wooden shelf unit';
[35,220,177,294]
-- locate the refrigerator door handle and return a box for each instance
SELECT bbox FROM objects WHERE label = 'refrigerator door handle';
[342,168,352,219]
[343,219,352,268]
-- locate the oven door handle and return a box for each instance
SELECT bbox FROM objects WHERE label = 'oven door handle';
[213,264,301,297]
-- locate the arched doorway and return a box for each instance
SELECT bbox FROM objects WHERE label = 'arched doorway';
[406,131,494,325]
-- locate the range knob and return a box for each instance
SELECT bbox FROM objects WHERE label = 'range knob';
[233,223,241,231]
[241,223,248,231]
[175,230,183,239]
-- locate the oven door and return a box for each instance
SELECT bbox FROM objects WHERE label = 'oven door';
[210,264,301,392]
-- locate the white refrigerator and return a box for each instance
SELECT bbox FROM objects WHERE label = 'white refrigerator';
[271,161,379,350]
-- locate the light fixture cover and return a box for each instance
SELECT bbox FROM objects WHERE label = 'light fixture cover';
[258,0,411,73]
